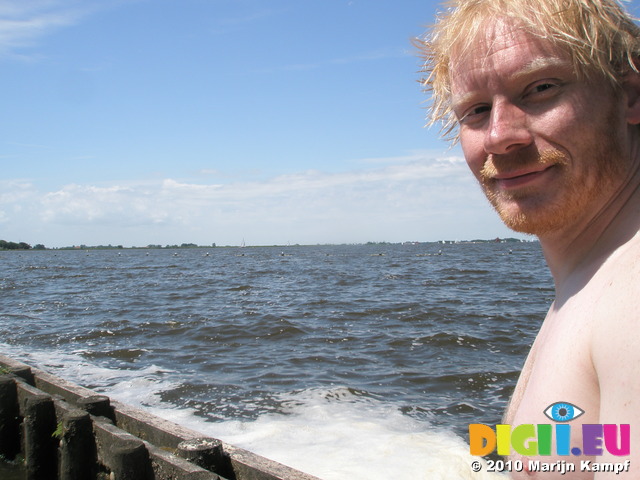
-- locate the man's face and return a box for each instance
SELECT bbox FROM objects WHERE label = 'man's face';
[449,19,630,236]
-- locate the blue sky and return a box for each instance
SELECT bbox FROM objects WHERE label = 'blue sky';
[0,0,535,248]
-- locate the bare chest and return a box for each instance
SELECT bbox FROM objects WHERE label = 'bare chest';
[504,304,600,478]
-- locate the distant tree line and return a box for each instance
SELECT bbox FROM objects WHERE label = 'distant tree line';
[58,244,124,250]
[57,243,217,250]
[147,243,215,249]
[0,240,46,250]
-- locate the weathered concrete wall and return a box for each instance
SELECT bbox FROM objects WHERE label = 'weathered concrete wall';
[0,354,321,480]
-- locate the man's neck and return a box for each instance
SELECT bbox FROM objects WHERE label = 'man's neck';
[539,152,640,293]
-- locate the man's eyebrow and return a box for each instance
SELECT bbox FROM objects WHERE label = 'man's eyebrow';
[511,57,573,81]
[451,91,479,116]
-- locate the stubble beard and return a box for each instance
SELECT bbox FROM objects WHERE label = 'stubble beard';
[479,137,626,236]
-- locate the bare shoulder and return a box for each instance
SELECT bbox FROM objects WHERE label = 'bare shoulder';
[590,236,640,322]
[589,235,640,426]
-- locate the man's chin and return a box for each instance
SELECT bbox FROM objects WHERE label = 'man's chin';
[500,216,543,235]
[492,200,562,236]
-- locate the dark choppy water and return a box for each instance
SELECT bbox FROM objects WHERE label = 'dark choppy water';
[0,242,553,479]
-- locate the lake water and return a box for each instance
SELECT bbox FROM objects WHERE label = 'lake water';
[0,242,553,479]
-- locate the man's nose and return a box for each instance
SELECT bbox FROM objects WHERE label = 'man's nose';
[483,99,533,155]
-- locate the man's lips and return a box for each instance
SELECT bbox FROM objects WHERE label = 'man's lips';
[489,164,556,189]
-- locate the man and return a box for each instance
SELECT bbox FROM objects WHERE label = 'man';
[420,0,640,478]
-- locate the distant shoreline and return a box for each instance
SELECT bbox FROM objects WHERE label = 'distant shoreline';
[1,237,531,251]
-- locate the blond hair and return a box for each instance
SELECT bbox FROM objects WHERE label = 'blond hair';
[419,0,640,143]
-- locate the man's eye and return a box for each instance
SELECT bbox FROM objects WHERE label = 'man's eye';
[533,83,555,93]
[471,105,491,115]
[525,81,561,99]
[460,105,490,123]
[543,402,584,422]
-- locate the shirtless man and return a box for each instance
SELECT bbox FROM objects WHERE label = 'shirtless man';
[420,0,640,478]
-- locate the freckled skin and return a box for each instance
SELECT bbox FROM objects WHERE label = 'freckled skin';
[450,19,640,479]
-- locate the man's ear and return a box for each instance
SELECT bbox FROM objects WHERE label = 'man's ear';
[623,67,640,125]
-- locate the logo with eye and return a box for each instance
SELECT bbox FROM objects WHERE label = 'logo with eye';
[543,402,585,422]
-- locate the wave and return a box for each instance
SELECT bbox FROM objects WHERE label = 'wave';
[0,343,505,480]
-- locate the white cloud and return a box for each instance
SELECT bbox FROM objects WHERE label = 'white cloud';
[0,180,36,204]
[0,0,113,59]
[0,154,518,247]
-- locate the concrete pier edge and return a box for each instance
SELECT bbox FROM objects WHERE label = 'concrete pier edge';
[0,353,322,480]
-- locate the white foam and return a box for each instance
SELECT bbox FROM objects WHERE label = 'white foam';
[1,344,505,479]
[190,387,506,480]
